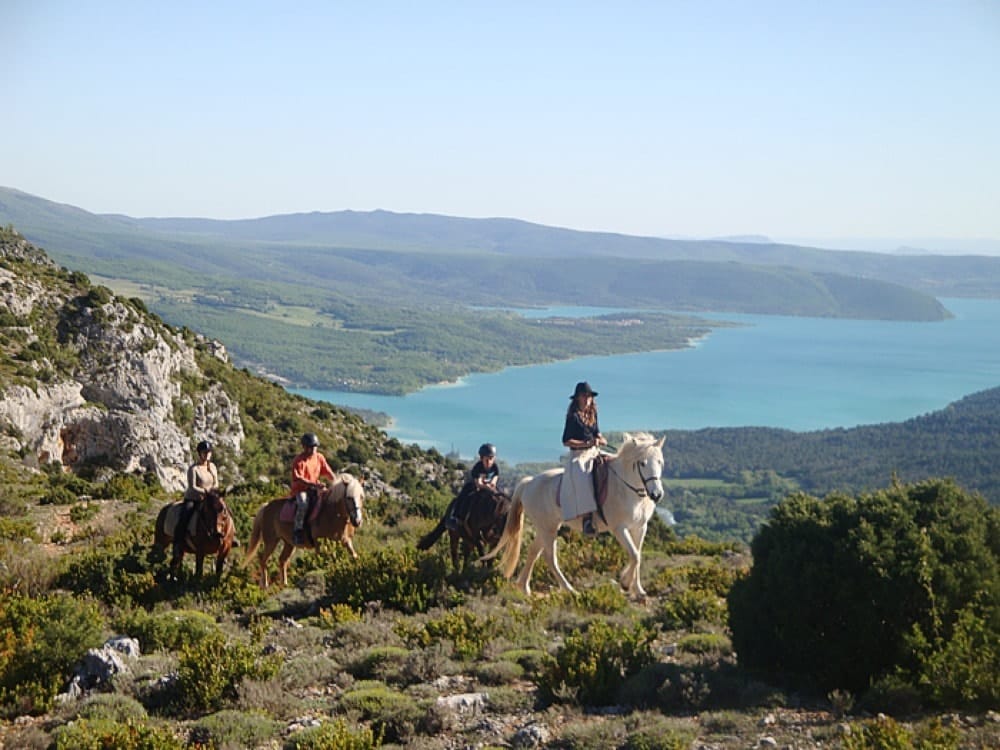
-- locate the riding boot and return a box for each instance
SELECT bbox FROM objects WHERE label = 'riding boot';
[581,512,597,536]
[173,502,194,559]
[293,492,308,545]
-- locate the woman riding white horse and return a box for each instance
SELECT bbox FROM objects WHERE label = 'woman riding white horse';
[482,432,665,597]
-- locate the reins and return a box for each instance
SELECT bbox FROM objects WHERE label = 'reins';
[606,452,659,500]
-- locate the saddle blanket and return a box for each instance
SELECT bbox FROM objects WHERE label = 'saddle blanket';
[556,456,610,511]
[277,496,323,524]
[163,502,200,539]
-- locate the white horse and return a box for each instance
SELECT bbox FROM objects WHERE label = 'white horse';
[482,432,665,597]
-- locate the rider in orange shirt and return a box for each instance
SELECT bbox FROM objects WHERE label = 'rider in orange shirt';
[291,432,336,544]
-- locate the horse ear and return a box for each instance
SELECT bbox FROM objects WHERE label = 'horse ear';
[656,436,666,450]
[622,431,633,443]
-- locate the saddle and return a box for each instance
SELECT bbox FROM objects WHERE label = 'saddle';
[278,492,323,525]
[164,502,203,540]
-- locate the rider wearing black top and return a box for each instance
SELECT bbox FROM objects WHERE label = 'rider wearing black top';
[447,443,500,531]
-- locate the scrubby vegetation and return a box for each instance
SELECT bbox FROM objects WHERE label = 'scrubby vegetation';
[2,464,998,748]
[1,228,997,747]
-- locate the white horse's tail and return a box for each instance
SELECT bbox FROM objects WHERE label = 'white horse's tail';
[479,480,525,579]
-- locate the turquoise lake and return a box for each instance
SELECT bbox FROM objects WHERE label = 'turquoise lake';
[293,298,1000,466]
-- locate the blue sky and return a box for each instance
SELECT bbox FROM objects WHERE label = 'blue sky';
[2,1,999,250]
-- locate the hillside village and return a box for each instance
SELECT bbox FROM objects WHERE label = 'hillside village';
[1,227,998,749]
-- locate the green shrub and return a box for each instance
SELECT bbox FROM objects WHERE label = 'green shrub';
[287,718,381,750]
[74,693,148,723]
[115,608,220,652]
[841,714,961,750]
[348,645,412,680]
[337,685,424,744]
[656,587,727,630]
[538,619,657,706]
[676,632,732,656]
[192,708,283,749]
[395,607,500,659]
[174,629,281,713]
[323,545,447,614]
[908,597,1000,708]
[0,517,37,541]
[0,591,104,716]
[474,659,524,685]
[728,479,1000,698]
[69,502,100,524]
[51,717,183,750]
[498,648,547,677]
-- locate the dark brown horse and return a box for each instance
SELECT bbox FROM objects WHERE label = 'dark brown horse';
[418,487,510,571]
[154,489,235,578]
[243,473,364,587]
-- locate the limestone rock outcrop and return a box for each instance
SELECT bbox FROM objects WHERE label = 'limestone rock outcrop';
[0,231,244,492]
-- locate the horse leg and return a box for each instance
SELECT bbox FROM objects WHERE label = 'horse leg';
[195,549,205,578]
[540,533,576,594]
[215,548,227,576]
[277,541,296,587]
[515,536,546,596]
[257,537,280,588]
[611,526,645,597]
[448,531,461,571]
[342,538,358,560]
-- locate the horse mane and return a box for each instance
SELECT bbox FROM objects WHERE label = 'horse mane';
[613,431,659,462]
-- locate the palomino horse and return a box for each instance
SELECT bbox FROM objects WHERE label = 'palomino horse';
[417,488,510,571]
[482,432,665,597]
[154,489,235,578]
[243,473,364,587]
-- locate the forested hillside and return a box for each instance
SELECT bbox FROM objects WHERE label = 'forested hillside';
[654,387,1000,541]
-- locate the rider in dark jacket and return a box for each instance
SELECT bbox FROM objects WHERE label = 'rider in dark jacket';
[447,443,500,531]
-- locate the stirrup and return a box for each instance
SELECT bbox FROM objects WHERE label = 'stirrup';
[581,515,597,536]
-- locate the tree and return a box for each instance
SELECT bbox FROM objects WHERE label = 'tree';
[727,478,1000,703]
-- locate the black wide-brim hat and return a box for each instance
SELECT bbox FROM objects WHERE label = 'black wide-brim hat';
[570,381,598,399]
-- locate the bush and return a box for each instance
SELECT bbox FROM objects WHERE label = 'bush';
[0,591,104,716]
[728,479,1000,699]
[174,629,281,713]
[323,545,448,614]
[191,708,282,749]
[74,693,148,723]
[395,607,500,659]
[841,715,960,750]
[538,619,657,706]
[287,718,381,750]
[656,587,727,630]
[115,608,220,652]
[51,717,183,750]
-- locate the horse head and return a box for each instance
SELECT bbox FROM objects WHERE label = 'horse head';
[615,432,665,502]
[338,474,364,528]
[204,488,231,538]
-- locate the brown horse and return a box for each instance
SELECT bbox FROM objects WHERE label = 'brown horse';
[417,487,510,571]
[154,489,235,578]
[243,473,364,587]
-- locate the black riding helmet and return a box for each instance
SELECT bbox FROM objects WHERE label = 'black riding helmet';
[196,440,212,453]
[301,432,320,448]
[478,443,497,458]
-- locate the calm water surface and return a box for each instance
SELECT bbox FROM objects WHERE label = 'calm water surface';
[293,298,1000,465]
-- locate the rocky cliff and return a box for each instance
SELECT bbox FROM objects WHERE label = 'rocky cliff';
[0,228,244,491]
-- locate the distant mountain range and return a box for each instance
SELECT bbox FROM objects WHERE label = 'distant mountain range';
[2,186,998,302]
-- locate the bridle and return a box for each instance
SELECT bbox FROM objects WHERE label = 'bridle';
[608,450,663,502]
